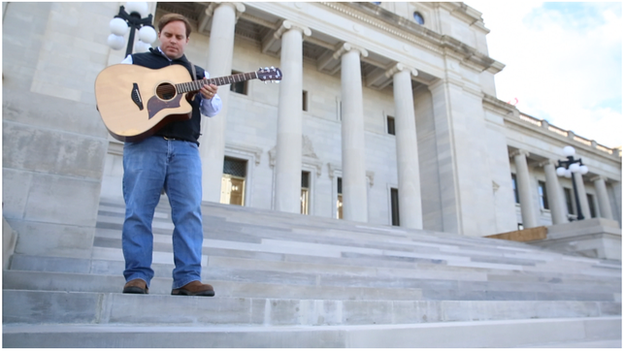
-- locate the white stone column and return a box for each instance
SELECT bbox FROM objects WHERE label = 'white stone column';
[387,63,422,229]
[273,21,311,213]
[540,160,568,224]
[573,172,591,219]
[591,175,614,220]
[510,150,539,228]
[335,43,368,222]
[200,2,245,202]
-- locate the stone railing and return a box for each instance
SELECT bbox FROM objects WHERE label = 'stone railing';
[518,113,621,158]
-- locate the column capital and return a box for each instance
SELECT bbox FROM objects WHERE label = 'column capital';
[333,42,368,60]
[509,149,530,159]
[206,2,246,21]
[274,20,311,40]
[538,159,558,168]
[590,175,607,183]
[385,63,418,78]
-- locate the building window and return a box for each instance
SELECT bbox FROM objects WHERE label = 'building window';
[538,180,549,210]
[337,177,343,219]
[230,70,248,95]
[413,11,425,25]
[587,194,597,218]
[563,187,574,215]
[302,90,308,111]
[301,171,310,215]
[390,188,400,226]
[387,115,396,135]
[511,174,520,204]
[220,157,247,206]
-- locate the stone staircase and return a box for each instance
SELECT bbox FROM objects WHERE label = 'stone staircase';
[3,197,621,347]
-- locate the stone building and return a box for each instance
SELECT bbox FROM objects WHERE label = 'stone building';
[2,2,621,263]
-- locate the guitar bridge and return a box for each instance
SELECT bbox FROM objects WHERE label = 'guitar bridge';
[131,83,144,111]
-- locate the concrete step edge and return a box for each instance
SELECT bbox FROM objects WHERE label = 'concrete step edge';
[2,270,425,300]
[3,289,619,327]
[3,316,621,348]
[4,268,620,301]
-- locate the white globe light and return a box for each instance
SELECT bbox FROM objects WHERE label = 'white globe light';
[579,165,589,175]
[134,40,151,53]
[556,167,566,177]
[569,163,580,173]
[564,169,572,178]
[563,146,575,157]
[109,17,128,36]
[138,26,157,44]
[107,34,126,50]
[125,2,149,17]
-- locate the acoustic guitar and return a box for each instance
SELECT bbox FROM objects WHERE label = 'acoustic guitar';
[94,64,282,142]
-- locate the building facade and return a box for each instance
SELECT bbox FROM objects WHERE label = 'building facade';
[2,2,621,261]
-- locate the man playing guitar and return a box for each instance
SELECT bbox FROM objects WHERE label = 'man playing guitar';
[120,13,220,297]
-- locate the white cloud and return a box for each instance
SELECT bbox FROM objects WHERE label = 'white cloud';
[465,1,623,148]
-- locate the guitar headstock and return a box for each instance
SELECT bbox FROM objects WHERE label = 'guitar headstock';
[257,67,282,82]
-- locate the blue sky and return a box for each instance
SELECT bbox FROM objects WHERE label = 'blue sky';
[464,1,622,148]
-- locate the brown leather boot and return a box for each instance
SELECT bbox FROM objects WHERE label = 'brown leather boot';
[171,281,215,296]
[123,279,149,294]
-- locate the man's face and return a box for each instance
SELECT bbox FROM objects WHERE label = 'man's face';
[158,20,188,60]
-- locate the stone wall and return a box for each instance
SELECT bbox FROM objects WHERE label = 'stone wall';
[2,3,116,258]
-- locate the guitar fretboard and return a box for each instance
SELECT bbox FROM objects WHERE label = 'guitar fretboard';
[175,71,259,93]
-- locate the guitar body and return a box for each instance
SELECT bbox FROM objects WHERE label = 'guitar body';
[95,64,193,142]
[95,64,282,142]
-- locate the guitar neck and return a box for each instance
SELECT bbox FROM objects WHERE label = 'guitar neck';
[176,71,259,94]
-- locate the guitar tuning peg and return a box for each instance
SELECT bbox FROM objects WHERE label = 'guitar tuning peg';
[264,67,269,71]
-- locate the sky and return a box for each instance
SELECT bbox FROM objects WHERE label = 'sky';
[463,1,622,148]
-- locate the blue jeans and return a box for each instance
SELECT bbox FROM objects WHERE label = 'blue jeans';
[122,136,203,289]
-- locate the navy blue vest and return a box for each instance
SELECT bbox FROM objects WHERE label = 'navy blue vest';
[132,48,205,144]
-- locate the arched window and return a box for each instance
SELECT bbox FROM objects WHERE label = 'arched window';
[413,11,425,25]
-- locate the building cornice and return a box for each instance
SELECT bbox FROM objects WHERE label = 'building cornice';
[482,93,621,162]
[321,2,503,73]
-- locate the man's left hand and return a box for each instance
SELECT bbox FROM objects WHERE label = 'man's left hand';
[200,84,218,100]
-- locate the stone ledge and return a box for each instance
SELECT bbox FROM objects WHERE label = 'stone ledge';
[536,219,621,261]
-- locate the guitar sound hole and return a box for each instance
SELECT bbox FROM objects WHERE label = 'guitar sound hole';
[156,83,176,100]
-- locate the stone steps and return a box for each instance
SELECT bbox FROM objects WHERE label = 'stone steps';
[3,317,620,348]
[4,267,620,303]
[3,288,617,326]
[2,270,424,300]
[3,197,621,347]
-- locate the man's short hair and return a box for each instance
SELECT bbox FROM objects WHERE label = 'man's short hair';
[157,13,192,38]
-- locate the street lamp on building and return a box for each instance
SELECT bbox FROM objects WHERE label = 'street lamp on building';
[107,2,157,57]
[556,146,589,220]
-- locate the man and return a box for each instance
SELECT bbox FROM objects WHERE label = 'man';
[120,13,222,296]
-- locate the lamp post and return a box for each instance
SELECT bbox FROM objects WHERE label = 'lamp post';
[556,146,589,220]
[107,2,157,57]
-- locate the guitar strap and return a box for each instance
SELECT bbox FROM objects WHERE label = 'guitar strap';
[190,63,197,82]
[189,62,197,101]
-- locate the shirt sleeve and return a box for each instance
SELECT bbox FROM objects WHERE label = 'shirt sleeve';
[199,70,223,117]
